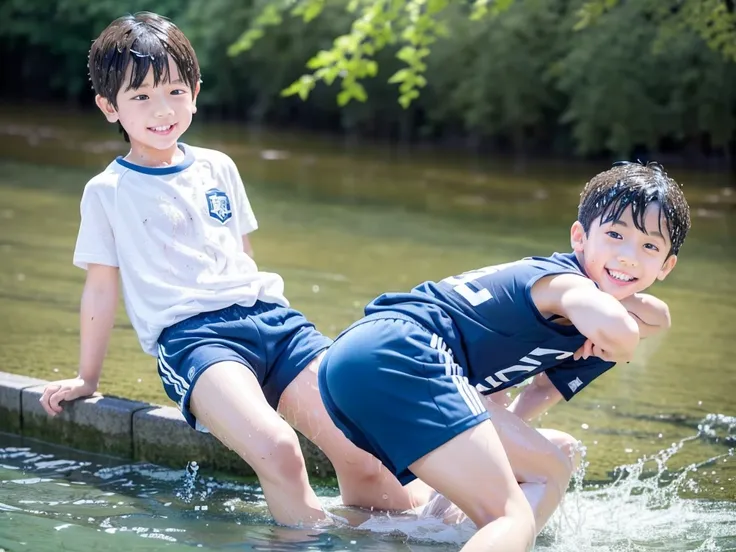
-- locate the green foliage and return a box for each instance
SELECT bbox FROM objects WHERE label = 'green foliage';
[0,0,733,160]
[234,0,735,112]
[577,0,736,62]
[558,0,736,155]
[0,0,186,99]
[421,0,563,146]
[229,0,508,108]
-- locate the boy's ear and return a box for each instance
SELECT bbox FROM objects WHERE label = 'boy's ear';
[570,221,586,253]
[192,81,201,113]
[95,95,119,123]
[657,254,677,281]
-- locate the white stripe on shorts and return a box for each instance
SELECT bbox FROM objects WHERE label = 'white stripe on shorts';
[452,374,485,416]
[157,344,191,399]
[157,359,187,398]
[430,333,461,376]
[429,334,482,415]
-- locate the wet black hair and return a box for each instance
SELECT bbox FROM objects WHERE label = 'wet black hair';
[578,161,691,256]
[88,12,200,142]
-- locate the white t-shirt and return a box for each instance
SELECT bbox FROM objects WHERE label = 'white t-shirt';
[73,143,288,356]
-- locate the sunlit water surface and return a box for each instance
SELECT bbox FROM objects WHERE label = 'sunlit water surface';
[2,412,734,551]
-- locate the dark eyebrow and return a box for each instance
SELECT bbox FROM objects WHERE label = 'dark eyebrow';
[129,79,185,91]
[612,219,666,241]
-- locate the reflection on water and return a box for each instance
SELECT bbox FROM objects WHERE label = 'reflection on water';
[1,413,734,551]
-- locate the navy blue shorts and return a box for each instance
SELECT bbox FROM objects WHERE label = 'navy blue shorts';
[318,313,490,485]
[157,302,332,431]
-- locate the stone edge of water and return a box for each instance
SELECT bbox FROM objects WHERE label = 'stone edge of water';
[0,371,333,478]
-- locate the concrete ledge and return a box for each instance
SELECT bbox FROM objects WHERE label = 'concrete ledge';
[132,406,250,474]
[21,385,149,458]
[0,373,46,433]
[0,371,335,478]
[131,407,334,477]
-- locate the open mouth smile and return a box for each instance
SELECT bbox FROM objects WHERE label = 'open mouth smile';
[148,124,177,135]
[605,268,638,284]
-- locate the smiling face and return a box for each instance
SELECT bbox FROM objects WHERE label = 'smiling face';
[571,202,677,300]
[95,57,199,163]
[87,13,201,165]
[573,161,691,299]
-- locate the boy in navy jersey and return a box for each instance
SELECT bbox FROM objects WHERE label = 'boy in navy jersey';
[319,161,691,551]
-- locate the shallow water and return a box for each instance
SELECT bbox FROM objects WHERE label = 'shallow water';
[1,412,734,551]
[0,105,735,549]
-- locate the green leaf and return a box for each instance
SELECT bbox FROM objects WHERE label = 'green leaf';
[388,68,412,83]
[337,88,352,106]
[306,50,336,69]
[365,60,378,77]
[353,82,368,102]
[303,1,325,22]
[227,29,264,56]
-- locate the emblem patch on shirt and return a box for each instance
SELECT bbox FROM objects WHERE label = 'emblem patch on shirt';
[205,189,232,223]
[568,377,583,393]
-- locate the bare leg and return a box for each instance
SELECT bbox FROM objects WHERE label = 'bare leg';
[409,421,536,552]
[413,407,574,533]
[537,428,583,471]
[479,402,573,531]
[279,353,435,512]
[189,361,325,526]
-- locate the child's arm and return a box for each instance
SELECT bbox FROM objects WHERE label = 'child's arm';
[573,291,670,360]
[39,264,119,416]
[620,292,671,338]
[532,274,640,363]
[505,374,564,423]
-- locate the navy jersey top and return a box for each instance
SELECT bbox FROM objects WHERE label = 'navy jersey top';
[365,252,616,401]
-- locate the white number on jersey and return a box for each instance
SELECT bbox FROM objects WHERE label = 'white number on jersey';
[441,262,520,307]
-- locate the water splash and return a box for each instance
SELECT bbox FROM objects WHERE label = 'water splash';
[356,414,736,551]
[1,415,735,551]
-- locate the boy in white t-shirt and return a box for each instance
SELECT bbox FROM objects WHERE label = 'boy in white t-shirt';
[38,12,429,526]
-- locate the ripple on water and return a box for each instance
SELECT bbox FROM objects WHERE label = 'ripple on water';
[0,413,735,551]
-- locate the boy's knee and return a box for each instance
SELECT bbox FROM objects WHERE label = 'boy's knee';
[539,446,575,495]
[557,435,584,472]
[331,451,390,503]
[545,430,583,474]
[331,449,382,482]
[243,427,309,485]
[475,488,537,542]
[538,428,583,476]
[259,432,306,481]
